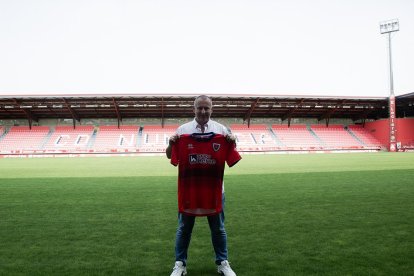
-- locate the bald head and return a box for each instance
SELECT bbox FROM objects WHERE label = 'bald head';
[194,95,212,125]
[194,95,212,107]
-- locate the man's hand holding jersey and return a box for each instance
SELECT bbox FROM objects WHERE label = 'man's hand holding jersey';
[169,134,179,145]
[166,134,179,159]
[225,134,236,145]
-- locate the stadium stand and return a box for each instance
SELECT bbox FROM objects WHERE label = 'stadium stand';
[310,124,364,149]
[347,125,384,149]
[0,123,393,155]
[0,126,50,153]
[230,124,277,151]
[93,125,139,152]
[43,125,95,153]
[271,125,322,150]
[140,125,178,152]
[2,93,413,155]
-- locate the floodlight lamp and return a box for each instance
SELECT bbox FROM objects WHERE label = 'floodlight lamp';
[380,19,399,34]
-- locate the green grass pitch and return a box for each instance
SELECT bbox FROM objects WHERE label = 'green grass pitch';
[0,152,413,275]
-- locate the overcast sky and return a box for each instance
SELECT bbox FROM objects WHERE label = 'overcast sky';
[0,0,413,97]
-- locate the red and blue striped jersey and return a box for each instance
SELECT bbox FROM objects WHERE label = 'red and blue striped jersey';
[171,132,241,216]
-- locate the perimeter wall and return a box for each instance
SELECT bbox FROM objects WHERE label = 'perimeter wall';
[365,118,414,146]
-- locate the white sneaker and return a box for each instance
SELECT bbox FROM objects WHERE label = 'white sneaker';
[170,261,187,276]
[217,260,236,276]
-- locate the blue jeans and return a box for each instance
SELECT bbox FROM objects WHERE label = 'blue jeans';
[175,195,227,265]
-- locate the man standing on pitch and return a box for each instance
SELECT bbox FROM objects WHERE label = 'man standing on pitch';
[166,95,240,276]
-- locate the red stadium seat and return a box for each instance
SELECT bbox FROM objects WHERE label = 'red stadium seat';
[0,126,50,153]
[348,125,384,148]
[310,124,364,149]
[140,125,179,152]
[43,125,95,153]
[93,125,140,152]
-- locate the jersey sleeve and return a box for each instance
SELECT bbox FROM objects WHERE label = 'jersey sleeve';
[226,141,242,167]
[170,141,179,166]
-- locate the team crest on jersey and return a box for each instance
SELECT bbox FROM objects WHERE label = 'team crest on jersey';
[213,143,221,152]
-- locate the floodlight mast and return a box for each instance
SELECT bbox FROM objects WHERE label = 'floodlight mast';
[380,19,399,152]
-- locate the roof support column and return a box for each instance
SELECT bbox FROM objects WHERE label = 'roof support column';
[161,97,165,128]
[13,99,38,129]
[22,109,33,129]
[62,98,80,129]
[112,98,122,128]
[243,98,259,127]
[325,117,330,127]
